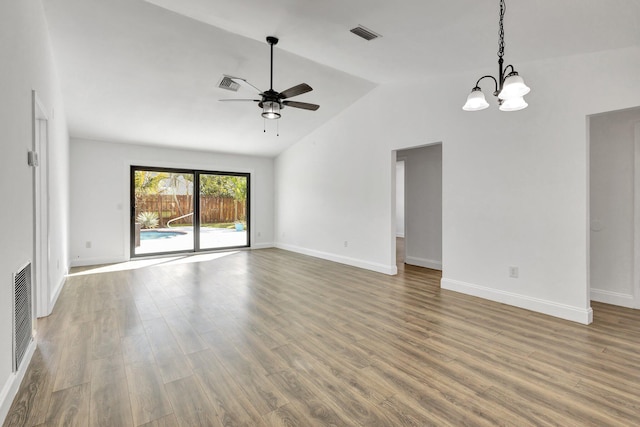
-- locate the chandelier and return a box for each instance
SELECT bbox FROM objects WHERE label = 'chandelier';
[463,0,530,112]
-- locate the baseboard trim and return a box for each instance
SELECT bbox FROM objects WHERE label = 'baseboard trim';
[590,288,636,309]
[396,233,405,238]
[405,256,442,270]
[441,277,593,324]
[70,256,125,267]
[276,243,397,275]
[0,338,36,425]
[251,242,275,250]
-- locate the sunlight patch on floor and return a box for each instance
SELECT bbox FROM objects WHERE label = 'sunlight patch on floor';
[67,251,239,276]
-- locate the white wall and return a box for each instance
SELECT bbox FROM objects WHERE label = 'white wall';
[398,145,442,270]
[69,138,274,266]
[395,160,405,237]
[590,108,640,308]
[274,120,397,274]
[0,0,69,422]
[275,45,640,324]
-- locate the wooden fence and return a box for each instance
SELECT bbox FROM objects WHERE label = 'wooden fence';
[135,195,246,227]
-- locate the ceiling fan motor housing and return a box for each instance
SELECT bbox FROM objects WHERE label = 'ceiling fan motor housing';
[258,89,284,109]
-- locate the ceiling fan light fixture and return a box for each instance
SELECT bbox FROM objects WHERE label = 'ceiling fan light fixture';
[219,36,319,129]
[262,101,281,119]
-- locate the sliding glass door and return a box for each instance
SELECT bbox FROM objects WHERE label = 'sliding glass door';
[198,173,248,250]
[131,166,249,257]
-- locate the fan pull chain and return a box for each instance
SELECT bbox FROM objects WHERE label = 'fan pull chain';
[277,120,279,137]
[263,118,266,133]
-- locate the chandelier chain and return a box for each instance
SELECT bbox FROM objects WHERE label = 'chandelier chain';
[497,0,505,59]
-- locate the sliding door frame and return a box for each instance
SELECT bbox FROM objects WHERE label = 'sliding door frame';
[130,165,251,258]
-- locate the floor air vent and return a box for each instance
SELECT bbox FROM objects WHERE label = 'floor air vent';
[13,262,32,372]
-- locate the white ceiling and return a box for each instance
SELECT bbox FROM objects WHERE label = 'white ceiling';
[43,0,640,157]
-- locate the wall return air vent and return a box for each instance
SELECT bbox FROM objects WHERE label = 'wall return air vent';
[350,25,381,41]
[13,261,32,372]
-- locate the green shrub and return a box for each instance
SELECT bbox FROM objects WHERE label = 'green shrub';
[137,211,159,229]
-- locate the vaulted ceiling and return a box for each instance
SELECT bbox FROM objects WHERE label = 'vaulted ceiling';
[43,0,640,156]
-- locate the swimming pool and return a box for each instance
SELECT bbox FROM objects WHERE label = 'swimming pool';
[140,230,187,240]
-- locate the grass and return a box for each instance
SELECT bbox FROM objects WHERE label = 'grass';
[203,222,237,229]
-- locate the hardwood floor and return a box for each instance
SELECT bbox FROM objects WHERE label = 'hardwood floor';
[4,246,640,426]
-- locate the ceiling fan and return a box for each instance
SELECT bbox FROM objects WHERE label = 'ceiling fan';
[220,36,319,120]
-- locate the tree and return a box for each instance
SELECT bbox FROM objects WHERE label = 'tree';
[199,175,234,198]
[199,175,246,222]
[158,173,193,217]
[229,176,247,221]
[134,171,167,206]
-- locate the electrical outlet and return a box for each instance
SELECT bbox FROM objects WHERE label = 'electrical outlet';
[509,266,519,278]
[344,241,348,247]
[257,231,261,237]
[86,241,92,249]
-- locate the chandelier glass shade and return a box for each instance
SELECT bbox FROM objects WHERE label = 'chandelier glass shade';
[499,72,530,100]
[498,96,528,112]
[462,0,530,112]
[463,88,490,111]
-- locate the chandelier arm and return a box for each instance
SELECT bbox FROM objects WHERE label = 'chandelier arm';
[503,64,515,78]
[475,75,499,94]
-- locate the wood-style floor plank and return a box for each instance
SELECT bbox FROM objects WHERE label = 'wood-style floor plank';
[188,349,268,426]
[124,363,173,426]
[90,356,134,427]
[163,375,221,427]
[142,318,194,384]
[51,321,92,392]
[43,383,90,426]
[5,243,640,426]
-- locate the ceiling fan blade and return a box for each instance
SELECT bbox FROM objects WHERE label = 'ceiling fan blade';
[279,83,313,100]
[283,100,320,111]
[219,99,260,102]
[229,77,263,94]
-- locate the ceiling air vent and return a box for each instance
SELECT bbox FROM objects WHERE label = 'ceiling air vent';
[217,75,240,92]
[350,25,381,41]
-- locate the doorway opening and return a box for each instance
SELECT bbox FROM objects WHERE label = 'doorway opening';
[32,91,50,317]
[394,144,443,271]
[131,166,250,257]
[589,107,640,309]
[396,158,406,268]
